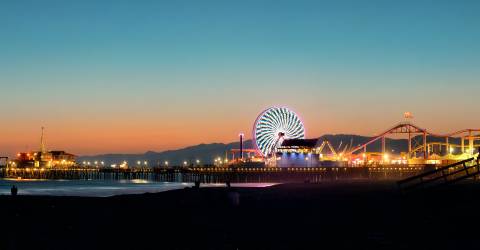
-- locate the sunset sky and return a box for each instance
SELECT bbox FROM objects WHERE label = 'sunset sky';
[1,0,479,157]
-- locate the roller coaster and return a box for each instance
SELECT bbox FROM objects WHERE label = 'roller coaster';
[347,122,480,161]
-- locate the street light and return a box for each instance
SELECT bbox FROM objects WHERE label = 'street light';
[183,161,188,166]
[383,154,389,163]
[164,161,169,167]
[196,159,200,165]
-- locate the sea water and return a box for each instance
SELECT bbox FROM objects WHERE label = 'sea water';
[0,179,276,197]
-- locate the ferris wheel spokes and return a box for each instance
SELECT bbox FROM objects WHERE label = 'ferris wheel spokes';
[253,107,305,158]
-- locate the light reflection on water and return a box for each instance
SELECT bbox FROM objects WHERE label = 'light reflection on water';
[119,179,150,184]
[0,179,192,197]
[202,183,278,188]
[0,179,277,197]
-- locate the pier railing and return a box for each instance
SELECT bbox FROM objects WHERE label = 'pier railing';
[397,158,480,192]
[0,166,423,183]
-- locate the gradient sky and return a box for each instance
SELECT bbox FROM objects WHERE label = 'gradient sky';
[1,0,479,157]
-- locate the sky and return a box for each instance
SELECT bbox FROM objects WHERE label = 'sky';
[1,0,479,157]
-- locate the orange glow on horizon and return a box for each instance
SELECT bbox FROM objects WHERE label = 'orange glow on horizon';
[1,107,479,158]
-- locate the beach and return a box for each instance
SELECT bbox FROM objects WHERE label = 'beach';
[1,181,479,250]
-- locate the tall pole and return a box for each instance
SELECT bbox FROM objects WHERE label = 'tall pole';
[40,126,46,154]
[408,132,412,159]
[469,131,474,155]
[461,137,465,153]
[239,133,244,161]
[423,132,428,159]
[382,136,386,156]
[446,137,449,155]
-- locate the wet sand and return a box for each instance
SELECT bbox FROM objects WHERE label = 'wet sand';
[1,180,479,250]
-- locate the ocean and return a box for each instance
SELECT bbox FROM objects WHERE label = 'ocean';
[0,178,276,197]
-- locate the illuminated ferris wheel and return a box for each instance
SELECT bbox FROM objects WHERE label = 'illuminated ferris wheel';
[253,107,305,157]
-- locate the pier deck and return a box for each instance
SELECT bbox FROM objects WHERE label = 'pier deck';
[0,166,426,182]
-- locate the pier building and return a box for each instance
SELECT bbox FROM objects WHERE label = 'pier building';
[275,139,346,167]
[10,127,76,168]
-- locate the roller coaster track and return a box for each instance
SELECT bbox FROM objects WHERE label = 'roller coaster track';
[348,122,480,158]
[411,143,480,154]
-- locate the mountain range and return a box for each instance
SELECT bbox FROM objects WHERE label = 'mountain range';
[77,134,461,166]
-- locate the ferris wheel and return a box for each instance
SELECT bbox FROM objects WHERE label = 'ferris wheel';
[253,107,305,157]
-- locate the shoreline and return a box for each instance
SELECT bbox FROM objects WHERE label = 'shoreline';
[0,178,281,197]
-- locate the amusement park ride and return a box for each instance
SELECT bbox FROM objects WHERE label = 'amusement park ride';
[229,107,480,167]
[347,122,480,163]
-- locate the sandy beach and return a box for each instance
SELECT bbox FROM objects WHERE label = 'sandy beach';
[1,180,479,250]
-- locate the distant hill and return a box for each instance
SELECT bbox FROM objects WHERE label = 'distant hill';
[78,135,461,166]
[77,140,254,167]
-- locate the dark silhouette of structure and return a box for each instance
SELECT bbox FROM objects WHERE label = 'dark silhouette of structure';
[398,157,480,192]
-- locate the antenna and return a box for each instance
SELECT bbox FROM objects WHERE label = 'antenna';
[40,126,46,153]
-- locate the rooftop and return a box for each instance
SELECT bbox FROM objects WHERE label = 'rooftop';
[280,139,319,148]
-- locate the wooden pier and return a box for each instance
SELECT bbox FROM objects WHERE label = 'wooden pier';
[0,165,426,183]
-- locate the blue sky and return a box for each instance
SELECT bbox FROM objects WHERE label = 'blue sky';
[1,0,479,155]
